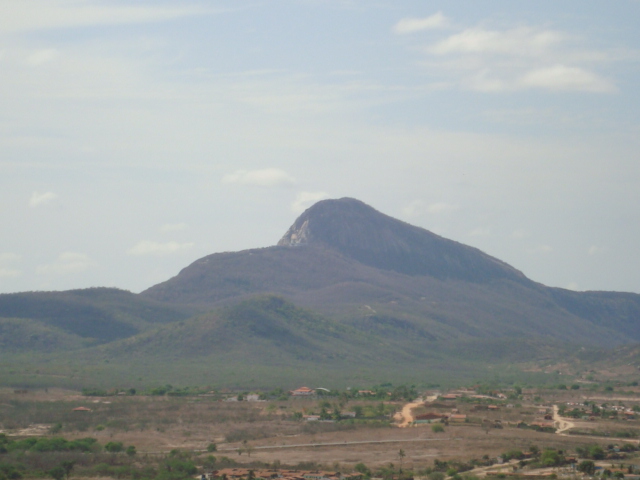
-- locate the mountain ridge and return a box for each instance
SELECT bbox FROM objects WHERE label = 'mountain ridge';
[140,197,640,346]
[1,197,640,388]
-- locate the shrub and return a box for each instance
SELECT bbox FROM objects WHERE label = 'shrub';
[48,466,65,480]
[355,463,371,477]
[104,441,124,453]
[502,450,524,461]
[431,423,444,433]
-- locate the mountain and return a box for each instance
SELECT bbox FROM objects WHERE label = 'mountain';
[141,198,640,346]
[2,197,640,388]
[277,198,527,282]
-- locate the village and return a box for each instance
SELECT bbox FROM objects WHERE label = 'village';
[3,383,640,480]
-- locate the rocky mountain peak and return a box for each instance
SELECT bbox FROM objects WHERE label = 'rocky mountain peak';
[278,197,527,282]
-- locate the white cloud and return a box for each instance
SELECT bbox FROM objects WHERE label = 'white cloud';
[427,202,458,214]
[291,191,329,213]
[29,191,58,207]
[0,254,21,277]
[430,27,564,56]
[403,200,459,217]
[0,268,20,278]
[160,223,188,233]
[469,227,491,237]
[0,253,21,263]
[393,12,449,34]
[0,2,217,34]
[588,245,606,256]
[511,229,529,240]
[527,244,553,255]
[465,70,508,93]
[36,252,97,275]
[26,49,60,66]
[402,200,424,218]
[421,24,617,93]
[518,65,615,92]
[222,168,296,188]
[127,241,194,256]
[567,282,580,291]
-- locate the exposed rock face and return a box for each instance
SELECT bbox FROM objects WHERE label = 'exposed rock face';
[278,197,527,283]
[278,219,311,246]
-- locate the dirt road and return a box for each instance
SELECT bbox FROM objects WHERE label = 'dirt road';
[394,395,439,428]
[553,404,575,435]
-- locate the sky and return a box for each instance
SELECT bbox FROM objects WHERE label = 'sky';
[1,0,639,295]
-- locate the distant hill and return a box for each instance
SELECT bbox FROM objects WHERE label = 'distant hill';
[1,197,640,388]
[0,288,198,344]
[78,295,564,388]
[0,317,87,354]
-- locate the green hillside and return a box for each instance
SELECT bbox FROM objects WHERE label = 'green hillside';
[0,288,200,344]
[0,317,87,354]
[0,295,572,389]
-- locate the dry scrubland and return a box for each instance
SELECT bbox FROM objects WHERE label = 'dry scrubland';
[4,387,640,474]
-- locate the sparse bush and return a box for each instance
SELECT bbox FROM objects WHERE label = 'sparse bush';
[431,423,444,433]
[104,441,123,453]
[49,423,62,435]
[355,463,371,478]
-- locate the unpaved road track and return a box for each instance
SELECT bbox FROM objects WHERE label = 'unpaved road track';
[395,395,438,428]
[553,404,575,435]
[215,437,451,452]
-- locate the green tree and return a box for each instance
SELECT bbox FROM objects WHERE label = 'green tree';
[503,450,524,461]
[355,463,371,478]
[540,449,563,467]
[60,461,74,478]
[48,467,65,480]
[126,445,136,457]
[577,461,596,475]
[333,407,342,421]
[588,445,605,460]
[398,449,406,469]
[49,423,63,435]
[207,443,217,452]
[105,441,124,453]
